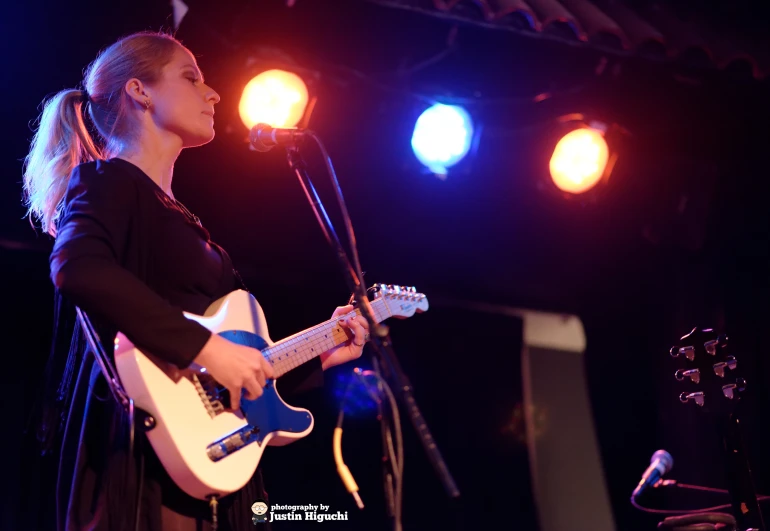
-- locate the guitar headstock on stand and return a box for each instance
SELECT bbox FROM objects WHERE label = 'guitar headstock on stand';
[669,327,765,531]
[670,327,745,415]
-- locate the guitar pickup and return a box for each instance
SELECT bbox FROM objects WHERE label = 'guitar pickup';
[207,424,260,461]
[675,368,700,384]
[713,356,737,378]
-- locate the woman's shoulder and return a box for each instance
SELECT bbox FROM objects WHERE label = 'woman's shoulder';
[70,158,148,189]
[66,158,164,207]
[61,159,160,217]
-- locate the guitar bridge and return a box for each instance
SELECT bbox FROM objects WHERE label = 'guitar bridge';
[207,424,260,461]
[192,374,225,418]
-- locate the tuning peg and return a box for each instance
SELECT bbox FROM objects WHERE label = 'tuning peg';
[704,338,718,356]
[721,377,746,399]
[675,368,701,384]
[680,391,705,406]
[713,356,737,378]
[718,334,728,346]
[671,345,695,361]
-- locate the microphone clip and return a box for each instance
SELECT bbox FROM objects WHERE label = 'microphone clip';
[249,123,306,152]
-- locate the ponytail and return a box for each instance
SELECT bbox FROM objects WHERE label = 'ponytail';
[22,89,102,237]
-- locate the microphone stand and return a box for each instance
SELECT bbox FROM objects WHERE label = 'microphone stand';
[282,140,461,504]
[372,354,397,525]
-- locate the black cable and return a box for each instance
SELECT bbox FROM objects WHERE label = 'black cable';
[656,512,736,531]
[632,480,770,530]
[631,482,770,515]
[356,369,404,531]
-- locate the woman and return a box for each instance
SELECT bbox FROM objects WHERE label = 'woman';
[22,30,369,531]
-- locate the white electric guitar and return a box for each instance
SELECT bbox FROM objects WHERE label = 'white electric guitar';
[113,284,428,500]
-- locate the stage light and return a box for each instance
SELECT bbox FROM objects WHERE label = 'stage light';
[411,103,473,176]
[331,371,378,418]
[549,126,609,195]
[238,69,309,130]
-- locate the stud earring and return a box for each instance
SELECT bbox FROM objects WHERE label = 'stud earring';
[144,100,151,109]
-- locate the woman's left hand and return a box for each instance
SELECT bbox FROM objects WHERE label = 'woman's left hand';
[320,304,370,370]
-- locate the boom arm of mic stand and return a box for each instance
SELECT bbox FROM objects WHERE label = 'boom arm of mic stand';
[285,147,360,288]
[284,144,460,501]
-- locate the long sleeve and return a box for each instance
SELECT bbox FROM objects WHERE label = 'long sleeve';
[50,163,212,369]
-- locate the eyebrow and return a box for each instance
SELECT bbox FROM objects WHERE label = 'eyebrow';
[180,63,204,83]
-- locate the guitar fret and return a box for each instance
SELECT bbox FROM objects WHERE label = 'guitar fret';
[265,300,388,378]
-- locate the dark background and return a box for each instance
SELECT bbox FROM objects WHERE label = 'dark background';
[3,0,770,530]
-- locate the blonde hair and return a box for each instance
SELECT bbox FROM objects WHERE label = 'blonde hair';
[22,31,183,236]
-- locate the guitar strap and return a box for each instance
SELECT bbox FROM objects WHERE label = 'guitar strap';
[74,306,137,451]
[75,306,148,531]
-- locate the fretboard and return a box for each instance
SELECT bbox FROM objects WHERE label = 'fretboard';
[264,298,391,377]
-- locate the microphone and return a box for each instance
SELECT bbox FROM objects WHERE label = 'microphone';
[632,449,674,499]
[249,123,306,152]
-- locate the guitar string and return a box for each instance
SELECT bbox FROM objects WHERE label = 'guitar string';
[203,302,388,398]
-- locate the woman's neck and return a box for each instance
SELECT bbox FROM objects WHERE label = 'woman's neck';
[116,136,182,197]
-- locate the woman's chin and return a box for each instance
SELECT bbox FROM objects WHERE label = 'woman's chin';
[183,129,216,148]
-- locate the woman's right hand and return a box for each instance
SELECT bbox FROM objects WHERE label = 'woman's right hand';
[192,332,275,409]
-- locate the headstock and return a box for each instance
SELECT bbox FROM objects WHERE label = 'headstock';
[670,327,746,416]
[373,284,429,318]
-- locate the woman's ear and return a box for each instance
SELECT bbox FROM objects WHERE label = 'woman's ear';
[124,78,150,108]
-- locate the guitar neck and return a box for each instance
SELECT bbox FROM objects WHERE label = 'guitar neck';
[722,408,766,531]
[263,298,390,378]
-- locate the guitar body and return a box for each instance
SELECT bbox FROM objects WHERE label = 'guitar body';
[114,289,313,500]
[112,284,428,501]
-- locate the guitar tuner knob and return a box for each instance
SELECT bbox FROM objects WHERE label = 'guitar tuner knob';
[721,378,746,400]
[675,368,700,383]
[704,339,718,356]
[718,334,728,345]
[680,391,705,406]
[670,345,695,361]
[713,356,737,378]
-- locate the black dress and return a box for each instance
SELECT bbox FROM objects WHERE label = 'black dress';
[44,158,322,531]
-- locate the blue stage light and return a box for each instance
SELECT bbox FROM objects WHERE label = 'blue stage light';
[331,370,379,418]
[411,104,473,176]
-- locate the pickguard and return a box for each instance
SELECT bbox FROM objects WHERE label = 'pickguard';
[218,330,312,443]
